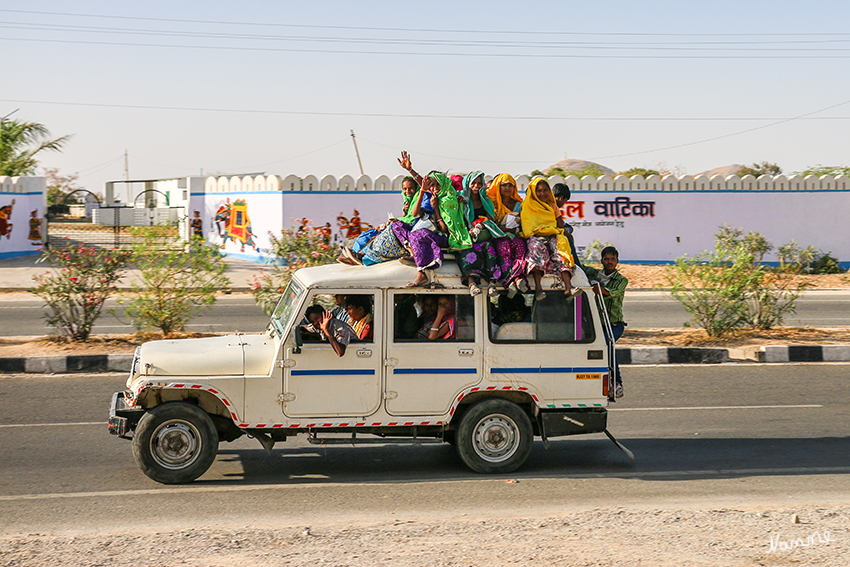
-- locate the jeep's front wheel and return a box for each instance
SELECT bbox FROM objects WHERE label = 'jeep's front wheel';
[132,402,218,484]
[455,399,533,474]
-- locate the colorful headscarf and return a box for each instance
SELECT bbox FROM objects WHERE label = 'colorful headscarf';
[461,171,506,239]
[520,176,575,267]
[486,173,522,224]
[400,172,472,250]
[401,177,419,214]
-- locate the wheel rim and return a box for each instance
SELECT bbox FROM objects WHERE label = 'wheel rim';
[471,413,520,463]
[149,419,203,470]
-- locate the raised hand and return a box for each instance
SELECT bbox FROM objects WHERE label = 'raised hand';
[398,151,412,171]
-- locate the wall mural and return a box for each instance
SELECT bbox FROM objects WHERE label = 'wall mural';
[0,199,15,240]
[28,209,42,245]
[335,209,372,239]
[213,198,260,253]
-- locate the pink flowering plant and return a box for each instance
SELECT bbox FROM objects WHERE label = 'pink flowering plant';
[251,219,336,315]
[31,245,132,341]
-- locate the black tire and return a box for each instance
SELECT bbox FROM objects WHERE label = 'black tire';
[455,399,533,474]
[132,402,219,484]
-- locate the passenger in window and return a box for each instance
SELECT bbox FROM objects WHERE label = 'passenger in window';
[394,294,425,340]
[551,183,583,271]
[330,295,350,324]
[416,295,457,340]
[521,177,580,301]
[302,304,356,357]
[486,173,530,297]
[344,295,374,341]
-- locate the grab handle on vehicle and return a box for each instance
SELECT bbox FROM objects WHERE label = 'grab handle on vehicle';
[293,325,302,354]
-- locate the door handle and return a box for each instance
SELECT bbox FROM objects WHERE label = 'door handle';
[383,358,399,367]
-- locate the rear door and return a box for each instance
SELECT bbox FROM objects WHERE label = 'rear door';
[384,290,482,416]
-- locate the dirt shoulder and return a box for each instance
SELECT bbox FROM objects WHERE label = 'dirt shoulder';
[1,504,846,566]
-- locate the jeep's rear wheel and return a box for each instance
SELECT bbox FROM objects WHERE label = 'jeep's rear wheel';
[455,399,533,474]
[132,402,218,484]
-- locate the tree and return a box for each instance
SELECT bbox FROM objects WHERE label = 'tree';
[0,119,71,176]
[44,167,84,206]
[793,165,850,177]
[619,167,661,178]
[736,162,781,178]
[121,224,230,336]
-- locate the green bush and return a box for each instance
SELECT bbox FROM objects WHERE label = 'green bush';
[120,225,230,336]
[31,244,131,341]
[666,226,806,336]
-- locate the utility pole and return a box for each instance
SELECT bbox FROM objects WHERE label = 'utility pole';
[124,149,129,204]
[1,108,19,123]
[350,129,364,176]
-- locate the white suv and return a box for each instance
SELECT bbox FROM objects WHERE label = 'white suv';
[109,261,623,484]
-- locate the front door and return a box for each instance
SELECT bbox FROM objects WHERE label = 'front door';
[283,290,382,418]
[384,291,482,416]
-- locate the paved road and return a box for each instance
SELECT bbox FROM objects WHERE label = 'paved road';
[2,290,850,337]
[0,363,847,535]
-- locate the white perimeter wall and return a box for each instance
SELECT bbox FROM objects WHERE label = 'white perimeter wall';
[193,174,850,266]
[0,176,47,259]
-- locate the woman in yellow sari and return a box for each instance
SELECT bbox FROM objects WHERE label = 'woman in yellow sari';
[520,177,580,301]
[486,173,529,297]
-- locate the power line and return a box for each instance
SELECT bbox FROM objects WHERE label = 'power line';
[589,97,850,160]
[4,36,850,58]
[2,8,849,38]
[4,21,850,50]
[2,97,849,122]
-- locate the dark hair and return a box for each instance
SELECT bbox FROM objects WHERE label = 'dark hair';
[304,304,326,319]
[344,295,372,314]
[402,176,419,189]
[601,246,619,259]
[552,183,571,200]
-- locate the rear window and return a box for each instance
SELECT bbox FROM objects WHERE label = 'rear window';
[488,291,595,344]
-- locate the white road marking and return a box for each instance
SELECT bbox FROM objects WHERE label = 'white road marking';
[611,404,822,411]
[0,422,103,428]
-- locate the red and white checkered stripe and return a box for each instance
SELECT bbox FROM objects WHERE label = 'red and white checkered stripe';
[131,382,541,430]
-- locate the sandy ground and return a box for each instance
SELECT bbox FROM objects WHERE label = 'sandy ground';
[1,505,846,566]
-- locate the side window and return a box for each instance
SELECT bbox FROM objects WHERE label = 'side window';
[488,292,595,343]
[392,293,475,342]
[300,293,375,343]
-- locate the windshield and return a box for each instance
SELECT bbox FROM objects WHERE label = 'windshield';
[269,279,305,336]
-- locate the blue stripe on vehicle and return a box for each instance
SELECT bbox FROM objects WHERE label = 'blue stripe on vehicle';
[491,367,608,374]
[291,369,376,376]
[393,368,478,375]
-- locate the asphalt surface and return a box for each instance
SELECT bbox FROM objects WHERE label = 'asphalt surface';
[2,290,850,338]
[1,363,847,535]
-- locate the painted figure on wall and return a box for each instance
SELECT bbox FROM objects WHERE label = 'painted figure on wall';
[0,199,14,239]
[28,209,42,244]
[214,198,259,252]
[336,209,372,239]
[190,210,204,239]
[214,199,231,240]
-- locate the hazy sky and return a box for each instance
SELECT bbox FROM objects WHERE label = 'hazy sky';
[3,0,850,195]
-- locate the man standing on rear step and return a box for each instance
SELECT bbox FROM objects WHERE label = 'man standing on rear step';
[585,246,627,399]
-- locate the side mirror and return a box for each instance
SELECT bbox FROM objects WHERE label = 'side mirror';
[293,325,302,354]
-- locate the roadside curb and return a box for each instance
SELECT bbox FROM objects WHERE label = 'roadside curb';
[2,346,850,374]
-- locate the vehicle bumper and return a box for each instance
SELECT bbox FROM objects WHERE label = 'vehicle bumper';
[108,391,144,438]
